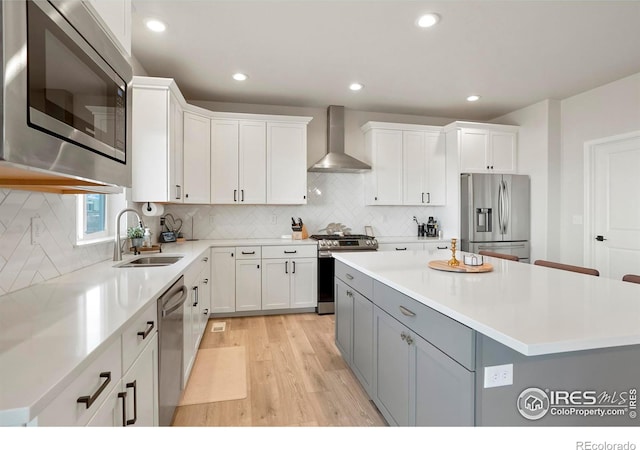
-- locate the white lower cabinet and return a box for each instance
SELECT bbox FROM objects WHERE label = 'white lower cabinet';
[183,251,211,385]
[262,257,317,310]
[211,247,236,313]
[37,319,159,427]
[88,334,158,427]
[236,259,262,312]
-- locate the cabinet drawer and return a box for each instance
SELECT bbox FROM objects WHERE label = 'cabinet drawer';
[37,337,122,426]
[236,246,261,259]
[373,281,475,370]
[122,301,158,372]
[261,245,316,259]
[377,243,423,252]
[335,260,373,299]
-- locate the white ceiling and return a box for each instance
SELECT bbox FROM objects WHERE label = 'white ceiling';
[131,0,640,121]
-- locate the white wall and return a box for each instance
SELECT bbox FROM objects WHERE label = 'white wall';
[492,99,562,263]
[560,72,640,265]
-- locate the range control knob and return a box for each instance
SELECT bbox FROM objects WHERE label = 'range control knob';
[365,240,371,245]
[332,241,338,246]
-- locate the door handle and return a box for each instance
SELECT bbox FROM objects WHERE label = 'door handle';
[421,192,424,203]
[192,286,198,307]
[427,192,431,204]
[595,235,607,241]
[285,261,288,274]
[233,189,237,202]
[77,372,111,408]
[125,380,137,426]
[241,189,244,202]
[175,185,182,200]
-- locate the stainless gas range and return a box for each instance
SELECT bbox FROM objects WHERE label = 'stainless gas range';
[310,234,378,314]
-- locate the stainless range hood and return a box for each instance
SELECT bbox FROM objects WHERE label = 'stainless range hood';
[308,105,371,173]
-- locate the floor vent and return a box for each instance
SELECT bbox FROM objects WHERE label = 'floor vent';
[211,322,226,333]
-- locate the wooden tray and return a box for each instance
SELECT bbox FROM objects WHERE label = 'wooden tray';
[129,244,162,253]
[428,260,493,273]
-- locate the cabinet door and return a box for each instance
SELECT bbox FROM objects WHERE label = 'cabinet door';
[334,279,353,362]
[290,258,317,308]
[374,306,411,426]
[121,334,159,427]
[459,129,489,172]
[414,334,474,426]
[352,290,373,394]
[183,111,211,204]
[235,260,262,311]
[261,258,290,310]
[425,131,446,205]
[403,130,426,205]
[490,131,517,172]
[86,382,124,427]
[266,122,307,204]
[369,129,403,205]
[169,92,184,203]
[86,0,131,55]
[211,247,236,313]
[377,242,424,252]
[211,119,240,204]
[239,121,266,204]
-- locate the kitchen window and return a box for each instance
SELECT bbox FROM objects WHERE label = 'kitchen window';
[76,191,126,245]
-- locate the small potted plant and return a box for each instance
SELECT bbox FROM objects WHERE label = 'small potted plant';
[127,226,144,248]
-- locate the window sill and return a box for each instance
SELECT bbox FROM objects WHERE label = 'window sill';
[75,235,124,248]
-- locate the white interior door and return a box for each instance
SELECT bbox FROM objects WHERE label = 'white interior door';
[588,132,640,279]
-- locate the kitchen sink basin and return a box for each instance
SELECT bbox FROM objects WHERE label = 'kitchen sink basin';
[117,256,183,268]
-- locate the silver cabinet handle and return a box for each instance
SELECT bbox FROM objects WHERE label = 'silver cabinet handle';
[345,273,354,280]
[399,305,416,317]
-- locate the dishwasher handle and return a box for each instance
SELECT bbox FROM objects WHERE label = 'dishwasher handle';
[161,285,189,318]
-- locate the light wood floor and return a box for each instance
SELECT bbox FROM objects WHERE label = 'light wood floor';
[172,313,387,426]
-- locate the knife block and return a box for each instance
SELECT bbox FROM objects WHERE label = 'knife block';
[292,224,309,240]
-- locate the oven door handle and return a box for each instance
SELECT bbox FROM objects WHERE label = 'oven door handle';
[318,250,333,258]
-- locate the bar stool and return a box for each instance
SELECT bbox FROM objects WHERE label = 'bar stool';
[533,260,599,276]
[622,274,640,284]
[478,250,519,262]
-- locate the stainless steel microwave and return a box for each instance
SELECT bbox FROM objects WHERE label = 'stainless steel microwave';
[1,0,132,187]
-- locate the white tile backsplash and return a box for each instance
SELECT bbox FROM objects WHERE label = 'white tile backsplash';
[0,189,112,295]
[161,173,450,240]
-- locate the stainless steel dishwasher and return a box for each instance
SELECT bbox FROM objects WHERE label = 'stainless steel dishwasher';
[157,275,188,426]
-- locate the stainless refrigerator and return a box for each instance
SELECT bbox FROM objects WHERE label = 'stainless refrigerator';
[460,173,530,262]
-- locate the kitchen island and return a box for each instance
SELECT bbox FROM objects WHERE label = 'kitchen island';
[333,249,640,426]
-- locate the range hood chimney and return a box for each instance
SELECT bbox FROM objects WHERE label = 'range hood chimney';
[308,105,371,173]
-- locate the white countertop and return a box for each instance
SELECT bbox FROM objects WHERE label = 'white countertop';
[333,250,640,357]
[0,237,316,425]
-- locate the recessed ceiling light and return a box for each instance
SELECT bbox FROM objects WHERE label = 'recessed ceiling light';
[349,82,364,91]
[232,73,248,81]
[145,19,166,33]
[467,95,481,102]
[416,13,440,28]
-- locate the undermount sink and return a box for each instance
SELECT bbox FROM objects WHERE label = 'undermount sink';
[117,256,183,268]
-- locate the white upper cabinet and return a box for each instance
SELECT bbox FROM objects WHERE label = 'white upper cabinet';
[131,77,185,203]
[183,111,211,204]
[403,130,446,205]
[210,119,266,204]
[363,122,446,206]
[365,128,403,205]
[450,122,518,173]
[267,121,310,205]
[132,77,311,205]
[85,0,132,55]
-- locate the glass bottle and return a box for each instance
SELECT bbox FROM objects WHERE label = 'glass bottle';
[142,227,152,248]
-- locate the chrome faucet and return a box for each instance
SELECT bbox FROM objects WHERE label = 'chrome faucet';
[113,208,145,261]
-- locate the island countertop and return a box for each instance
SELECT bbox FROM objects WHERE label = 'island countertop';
[332,250,640,356]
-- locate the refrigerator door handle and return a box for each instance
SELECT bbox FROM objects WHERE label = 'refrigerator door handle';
[502,180,509,234]
[498,181,504,234]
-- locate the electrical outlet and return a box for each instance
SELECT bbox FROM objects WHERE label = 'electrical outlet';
[31,216,44,245]
[483,364,513,388]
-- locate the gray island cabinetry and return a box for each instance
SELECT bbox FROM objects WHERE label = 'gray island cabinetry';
[333,251,640,427]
